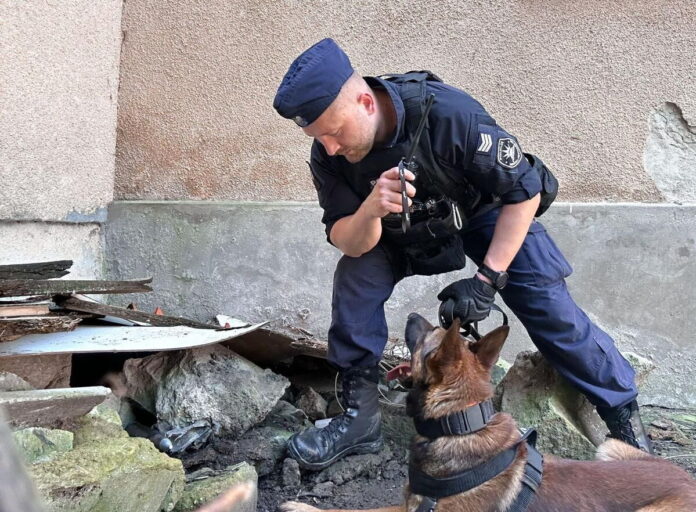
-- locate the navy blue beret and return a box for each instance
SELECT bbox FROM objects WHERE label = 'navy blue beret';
[273,38,354,127]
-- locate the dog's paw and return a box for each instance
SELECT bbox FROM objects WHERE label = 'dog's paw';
[279,501,321,512]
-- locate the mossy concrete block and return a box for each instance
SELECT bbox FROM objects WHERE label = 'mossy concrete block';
[173,462,257,512]
[71,405,129,447]
[13,427,74,464]
[496,351,598,460]
[29,436,185,512]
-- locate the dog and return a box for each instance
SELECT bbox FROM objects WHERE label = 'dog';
[281,314,696,512]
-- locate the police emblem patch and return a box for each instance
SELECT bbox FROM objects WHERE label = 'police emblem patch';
[497,138,522,169]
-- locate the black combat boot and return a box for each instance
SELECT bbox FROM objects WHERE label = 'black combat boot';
[597,400,653,454]
[286,366,383,470]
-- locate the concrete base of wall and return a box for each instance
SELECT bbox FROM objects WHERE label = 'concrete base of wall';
[105,201,696,408]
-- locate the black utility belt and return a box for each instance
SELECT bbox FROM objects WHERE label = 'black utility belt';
[382,197,464,245]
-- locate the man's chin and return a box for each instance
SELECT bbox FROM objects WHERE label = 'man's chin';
[343,150,368,163]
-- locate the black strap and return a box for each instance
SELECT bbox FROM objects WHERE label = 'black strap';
[409,429,544,511]
[409,443,520,498]
[414,400,495,438]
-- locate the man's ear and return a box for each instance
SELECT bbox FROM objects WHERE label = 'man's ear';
[428,319,464,375]
[469,325,509,369]
[357,92,377,114]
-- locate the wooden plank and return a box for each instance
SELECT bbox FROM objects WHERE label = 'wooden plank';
[0,260,72,280]
[0,303,51,318]
[0,316,82,341]
[0,278,153,298]
[0,386,111,428]
[0,323,267,356]
[290,338,328,359]
[55,296,217,329]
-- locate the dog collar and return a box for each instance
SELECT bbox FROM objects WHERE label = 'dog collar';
[413,399,495,438]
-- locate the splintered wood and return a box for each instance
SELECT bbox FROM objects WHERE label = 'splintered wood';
[0,260,154,342]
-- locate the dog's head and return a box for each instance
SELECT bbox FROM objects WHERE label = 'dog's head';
[404,313,509,415]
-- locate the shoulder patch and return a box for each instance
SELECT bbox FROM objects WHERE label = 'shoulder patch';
[477,132,493,153]
[497,138,522,169]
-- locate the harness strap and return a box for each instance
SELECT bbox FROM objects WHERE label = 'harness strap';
[414,399,495,438]
[409,429,544,512]
[409,443,520,498]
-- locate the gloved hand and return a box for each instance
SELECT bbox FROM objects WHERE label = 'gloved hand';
[437,277,497,327]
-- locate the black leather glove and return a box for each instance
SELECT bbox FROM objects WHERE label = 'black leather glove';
[437,277,497,326]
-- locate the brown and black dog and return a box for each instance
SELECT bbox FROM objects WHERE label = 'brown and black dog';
[281,314,696,512]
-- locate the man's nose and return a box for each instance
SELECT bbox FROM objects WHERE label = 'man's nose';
[322,138,341,156]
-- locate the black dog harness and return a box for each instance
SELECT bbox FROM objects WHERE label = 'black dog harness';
[409,401,544,512]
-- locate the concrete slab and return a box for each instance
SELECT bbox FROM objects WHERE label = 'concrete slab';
[0,386,111,428]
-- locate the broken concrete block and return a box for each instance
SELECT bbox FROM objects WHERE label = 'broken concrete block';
[0,386,111,428]
[495,351,599,460]
[0,354,71,389]
[281,458,301,490]
[28,435,185,512]
[12,427,73,464]
[126,344,290,438]
[173,462,257,512]
[232,426,293,477]
[0,371,33,392]
[295,387,327,421]
[495,350,656,459]
[72,404,129,446]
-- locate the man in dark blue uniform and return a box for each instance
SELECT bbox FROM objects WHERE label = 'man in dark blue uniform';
[273,38,651,470]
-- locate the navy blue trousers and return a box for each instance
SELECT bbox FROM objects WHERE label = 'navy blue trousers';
[327,208,637,409]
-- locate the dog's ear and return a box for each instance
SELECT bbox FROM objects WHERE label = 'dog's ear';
[428,318,464,373]
[405,313,433,354]
[470,325,509,369]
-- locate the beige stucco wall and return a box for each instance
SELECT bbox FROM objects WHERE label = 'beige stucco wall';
[115,0,696,203]
[1,0,122,222]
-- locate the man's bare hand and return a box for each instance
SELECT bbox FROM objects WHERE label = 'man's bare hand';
[362,167,416,218]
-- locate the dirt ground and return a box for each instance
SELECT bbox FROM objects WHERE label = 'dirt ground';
[178,401,696,512]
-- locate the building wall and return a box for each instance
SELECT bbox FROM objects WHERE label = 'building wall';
[115,0,696,203]
[105,201,696,408]
[0,0,122,272]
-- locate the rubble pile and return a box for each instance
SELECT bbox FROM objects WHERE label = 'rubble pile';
[2,261,694,511]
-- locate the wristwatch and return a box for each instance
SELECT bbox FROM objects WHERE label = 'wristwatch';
[477,264,509,290]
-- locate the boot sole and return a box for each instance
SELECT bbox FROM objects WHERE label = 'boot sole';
[287,436,384,471]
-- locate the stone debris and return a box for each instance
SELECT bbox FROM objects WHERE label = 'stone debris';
[494,349,656,459]
[12,427,74,464]
[0,371,33,392]
[281,458,301,490]
[123,344,290,438]
[25,403,186,512]
[0,386,111,428]
[295,386,328,421]
[173,462,257,512]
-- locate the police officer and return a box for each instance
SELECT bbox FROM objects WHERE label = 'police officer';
[273,38,651,470]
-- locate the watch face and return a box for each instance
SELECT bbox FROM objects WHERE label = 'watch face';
[495,273,509,289]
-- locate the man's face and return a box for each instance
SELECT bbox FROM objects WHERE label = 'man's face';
[303,96,377,163]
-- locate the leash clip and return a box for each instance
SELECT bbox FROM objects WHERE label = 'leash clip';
[415,496,437,512]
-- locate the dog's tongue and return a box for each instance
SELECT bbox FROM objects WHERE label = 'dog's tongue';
[386,362,411,381]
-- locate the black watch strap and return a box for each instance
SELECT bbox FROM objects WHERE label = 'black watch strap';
[477,264,509,290]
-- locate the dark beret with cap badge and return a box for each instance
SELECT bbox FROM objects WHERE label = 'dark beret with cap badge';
[273,38,354,127]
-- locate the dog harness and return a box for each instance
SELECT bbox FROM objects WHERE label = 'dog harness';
[409,409,544,512]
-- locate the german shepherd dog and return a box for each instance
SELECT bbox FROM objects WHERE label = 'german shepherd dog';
[281,315,696,512]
